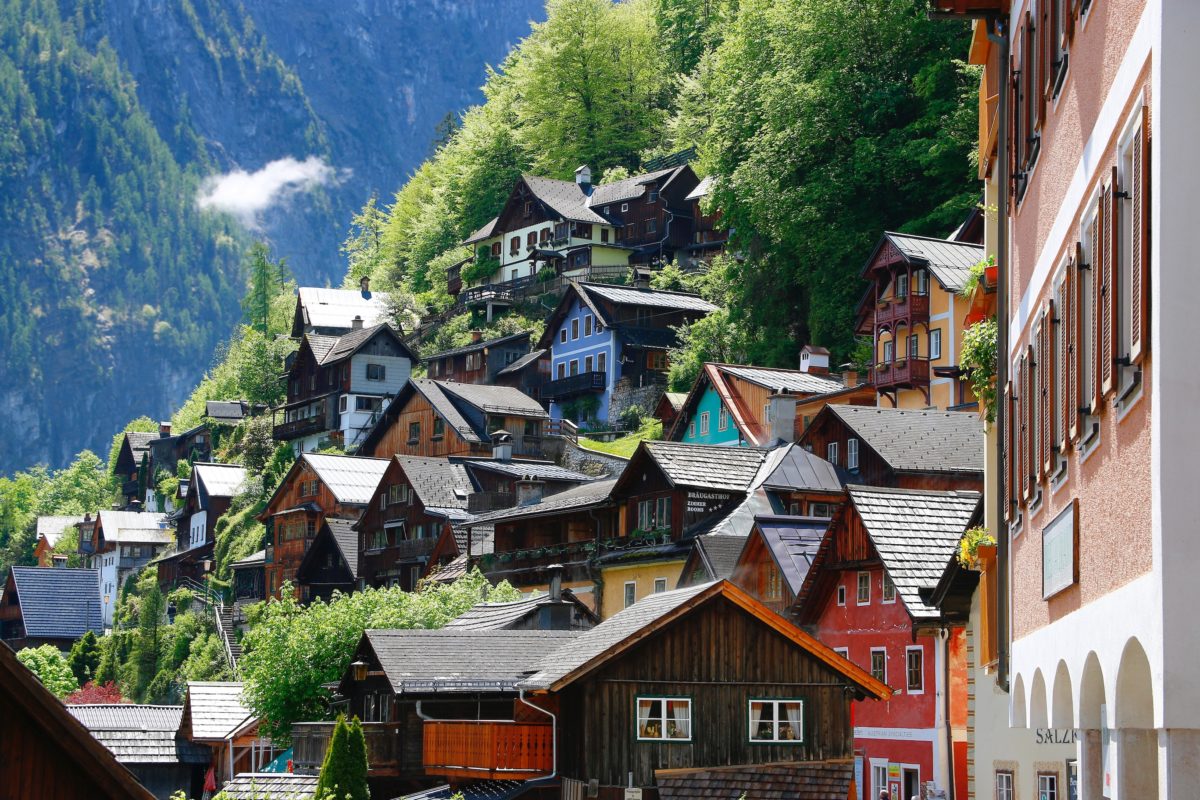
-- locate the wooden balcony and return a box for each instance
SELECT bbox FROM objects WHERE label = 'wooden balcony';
[272,415,327,441]
[542,371,606,400]
[422,721,552,781]
[875,292,930,331]
[362,536,437,561]
[873,357,931,391]
[292,721,407,776]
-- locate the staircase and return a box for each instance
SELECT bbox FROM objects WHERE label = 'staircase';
[213,603,241,676]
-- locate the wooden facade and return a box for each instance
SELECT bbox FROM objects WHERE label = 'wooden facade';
[354,459,451,591]
[425,332,531,385]
[294,521,356,602]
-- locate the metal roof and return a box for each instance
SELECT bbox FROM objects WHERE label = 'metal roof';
[581,282,718,313]
[362,629,579,694]
[823,405,984,474]
[752,516,828,597]
[204,400,250,423]
[847,485,981,620]
[296,287,390,332]
[8,567,103,640]
[302,453,390,505]
[96,510,171,544]
[683,174,714,202]
[496,348,546,377]
[434,380,548,418]
[36,515,84,546]
[191,463,247,499]
[718,364,845,395]
[882,232,984,292]
[182,682,252,741]
[760,444,843,493]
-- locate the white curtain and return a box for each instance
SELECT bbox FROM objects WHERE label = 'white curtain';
[749,702,764,740]
[785,701,802,741]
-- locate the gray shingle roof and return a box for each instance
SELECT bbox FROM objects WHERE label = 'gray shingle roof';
[394,455,475,511]
[182,682,253,741]
[691,534,747,581]
[581,282,718,314]
[303,453,390,505]
[220,773,320,800]
[761,444,843,493]
[463,479,615,527]
[522,175,609,224]
[718,364,845,396]
[403,781,527,800]
[753,516,828,596]
[639,441,769,492]
[435,380,548,418]
[324,518,360,579]
[363,629,579,693]
[66,705,209,765]
[847,485,981,620]
[296,287,391,332]
[444,590,594,631]
[463,216,500,245]
[495,348,546,377]
[229,550,266,569]
[8,567,102,640]
[204,400,250,423]
[660,391,688,412]
[683,174,714,202]
[657,761,853,800]
[125,431,157,458]
[882,232,984,292]
[825,405,984,474]
[310,323,411,366]
[423,332,530,362]
[462,459,594,484]
[520,583,711,690]
[589,166,678,206]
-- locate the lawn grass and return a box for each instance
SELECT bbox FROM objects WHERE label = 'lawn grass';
[579,419,662,458]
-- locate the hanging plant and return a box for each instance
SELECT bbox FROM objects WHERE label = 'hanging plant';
[959,254,996,298]
[958,527,996,568]
[960,316,998,423]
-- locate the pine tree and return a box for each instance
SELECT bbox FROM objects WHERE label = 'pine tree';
[240,242,290,334]
[315,714,370,800]
[68,630,102,687]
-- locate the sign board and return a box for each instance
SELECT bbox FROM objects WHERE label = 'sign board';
[624,789,643,800]
[1042,500,1078,599]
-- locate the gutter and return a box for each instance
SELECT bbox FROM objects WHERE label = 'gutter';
[518,689,559,785]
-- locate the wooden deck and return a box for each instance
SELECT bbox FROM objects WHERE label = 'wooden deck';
[422,720,553,780]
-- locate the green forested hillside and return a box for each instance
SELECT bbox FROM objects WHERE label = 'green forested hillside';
[0,0,245,468]
[350,0,979,365]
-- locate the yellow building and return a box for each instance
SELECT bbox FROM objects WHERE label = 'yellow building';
[597,560,687,620]
[855,231,984,410]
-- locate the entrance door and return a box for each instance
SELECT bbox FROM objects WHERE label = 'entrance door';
[903,767,920,800]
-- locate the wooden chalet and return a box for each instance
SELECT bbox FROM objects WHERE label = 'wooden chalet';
[797,404,984,491]
[1,566,102,649]
[652,390,687,433]
[294,518,358,601]
[179,682,280,790]
[146,422,214,511]
[274,322,417,454]
[257,453,389,598]
[33,514,85,566]
[678,175,729,268]
[291,279,391,338]
[492,347,549,403]
[536,282,717,427]
[66,704,210,800]
[356,378,549,460]
[156,462,247,591]
[728,515,828,614]
[424,331,533,385]
[230,549,266,605]
[0,642,158,800]
[853,231,984,410]
[113,429,157,508]
[792,485,981,800]
[668,359,874,446]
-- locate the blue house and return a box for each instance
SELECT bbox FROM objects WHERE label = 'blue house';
[536,282,717,426]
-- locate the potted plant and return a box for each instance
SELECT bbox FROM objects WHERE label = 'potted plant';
[960,317,998,423]
[958,527,997,569]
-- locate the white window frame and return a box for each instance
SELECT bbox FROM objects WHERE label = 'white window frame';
[857,571,871,605]
[908,331,919,359]
[688,421,696,438]
[869,647,887,684]
[836,584,846,607]
[833,647,849,659]
[571,318,580,340]
[559,328,567,344]
[883,339,894,363]
[809,502,832,518]
[827,441,838,466]
[846,438,859,470]
[905,645,925,694]
[636,696,691,742]
[747,699,804,743]
[872,761,890,800]
[653,577,667,594]
[930,328,942,360]
[699,411,710,436]
[1038,773,1059,800]
[995,771,1014,800]
[882,572,896,604]
[718,404,729,432]
[624,581,637,609]
[584,314,593,336]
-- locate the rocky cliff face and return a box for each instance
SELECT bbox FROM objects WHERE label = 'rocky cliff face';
[0,0,544,472]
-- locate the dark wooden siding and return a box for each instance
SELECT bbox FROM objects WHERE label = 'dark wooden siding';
[558,596,855,789]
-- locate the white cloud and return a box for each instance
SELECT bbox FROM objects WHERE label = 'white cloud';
[197,156,342,226]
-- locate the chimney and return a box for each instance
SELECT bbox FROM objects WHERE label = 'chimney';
[351,315,364,330]
[52,554,67,569]
[841,368,859,388]
[799,345,831,375]
[492,430,513,462]
[766,389,798,445]
[575,165,593,195]
[159,421,172,438]
[516,475,546,506]
[470,330,484,343]
[547,564,564,602]
[359,275,371,297]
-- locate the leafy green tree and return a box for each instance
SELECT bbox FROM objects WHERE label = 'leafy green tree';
[240,571,521,741]
[316,714,370,800]
[17,644,78,698]
[654,0,738,76]
[342,194,389,287]
[68,630,102,687]
[241,242,292,334]
[132,569,166,700]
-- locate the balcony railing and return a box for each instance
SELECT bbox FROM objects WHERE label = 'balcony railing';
[873,357,931,390]
[468,491,517,514]
[875,292,930,330]
[361,537,437,561]
[542,371,606,400]
[292,721,407,776]
[423,721,552,780]
[272,415,328,441]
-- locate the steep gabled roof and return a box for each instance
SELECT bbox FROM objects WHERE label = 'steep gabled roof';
[66,705,210,766]
[293,287,391,335]
[305,323,415,367]
[462,216,500,245]
[391,455,475,513]
[496,348,546,377]
[444,590,598,631]
[191,462,248,500]
[423,331,530,362]
[323,518,360,579]
[522,175,610,224]
[35,515,85,547]
[7,567,102,641]
[436,380,548,418]
[588,166,679,206]
[180,682,253,741]
[124,431,157,459]
[750,515,828,597]
[820,405,984,475]
[618,441,769,494]
[688,534,748,581]
[302,453,390,505]
[684,174,714,202]
[519,581,890,700]
[878,231,983,291]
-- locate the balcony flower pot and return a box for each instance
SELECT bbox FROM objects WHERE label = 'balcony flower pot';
[984,264,998,288]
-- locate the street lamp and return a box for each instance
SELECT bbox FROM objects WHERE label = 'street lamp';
[351,659,368,682]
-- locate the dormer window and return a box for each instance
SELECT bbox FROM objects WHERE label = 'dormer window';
[648,190,658,203]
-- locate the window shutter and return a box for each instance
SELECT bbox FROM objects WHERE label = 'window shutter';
[1062,255,1077,449]
[1041,0,1053,102]
[1089,195,1103,414]
[1129,108,1150,365]
[1020,352,1032,500]
[1101,170,1118,397]
[1003,381,1014,522]
[1042,303,1055,477]
[1033,324,1044,482]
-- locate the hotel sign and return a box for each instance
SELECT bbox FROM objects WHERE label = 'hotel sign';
[1042,499,1078,599]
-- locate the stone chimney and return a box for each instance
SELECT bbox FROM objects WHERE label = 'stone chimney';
[351,315,364,330]
[492,430,513,462]
[799,345,831,375]
[359,275,371,297]
[516,476,546,506]
[575,164,593,195]
[841,368,859,388]
[470,330,484,343]
[547,564,564,602]
[766,389,798,444]
[159,421,172,437]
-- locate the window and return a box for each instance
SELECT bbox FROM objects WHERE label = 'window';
[645,218,657,234]
[895,272,909,298]
[915,269,929,295]
[388,483,410,505]
[584,315,593,336]
[834,647,849,659]
[837,585,846,606]
[370,529,388,550]
[407,421,420,444]
[554,222,569,241]
[748,699,803,743]
[598,352,606,372]
[882,573,896,603]
[873,763,890,800]
[356,395,382,412]
[809,502,832,518]
[908,332,919,359]
[540,227,551,243]
[523,200,532,217]
[524,419,540,437]
[870,648,887,684]
[510,236,520,255]
[604,206,611,215]
[827,442,838,466]
[560,328,567,344]
[647,190,659,203]
[621,202,629,212]
[600,228,609,243]
[700,412,710,436]
[930,328,942,360]
[764,567,783,601]
[883,339,894,363]
[490,241,501,257]
[637,496,672,531]
[574,223,593,240]
[688,422,696,438]
[571,319,580,340]
[906,646,925,692]
[995,771,1014,800]
[465,352,482,371]
[653,578,667,594]
[1038,773,1058,800]
[510,269,518,282]
[569,359,579,376]
[1080,207,1098,420]
[636,697,691,741]
[647,351,668,371]
[432,418,445,439]
[1116,108,1148,395]
[624,582,637,609]
[527,231,537,248]
[847,438,859,470]
[585,356,593,372]
[718,405,729,431]
[556,363,566,379]
[857,571,870,604]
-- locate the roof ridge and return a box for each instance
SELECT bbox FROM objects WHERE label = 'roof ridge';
[884,230,985,247]
[847,483,981,498]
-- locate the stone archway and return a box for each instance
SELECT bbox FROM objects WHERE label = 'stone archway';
[1115,638,1158,797]
[1077,652,1107,800]
[1052,660,1074,729]
[1029,668,1049,730]
[1011,673,1027,728]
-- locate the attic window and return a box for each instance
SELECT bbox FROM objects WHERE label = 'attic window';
[366,363,386,381]
[648,190,659,203]
[621,203,629,212]
[524,201,533,217]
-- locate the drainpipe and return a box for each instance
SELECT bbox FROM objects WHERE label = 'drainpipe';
[518,689,558,784]
[942,626,956,800]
